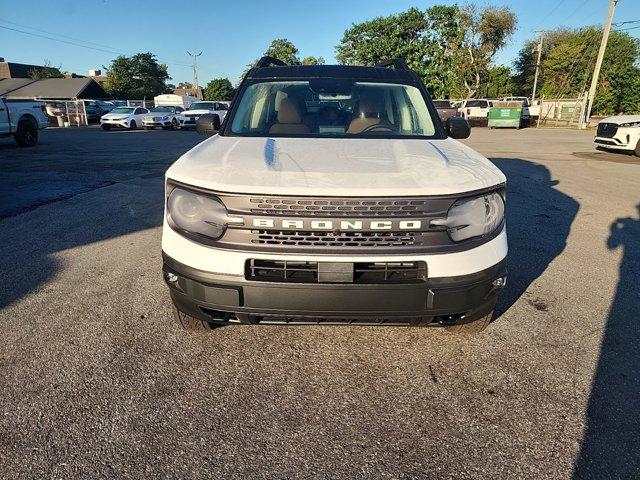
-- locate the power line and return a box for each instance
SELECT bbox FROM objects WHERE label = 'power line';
[534,0,568,30]
[0,24,122,55]
[613,19,640,26]
[0,20,191,68]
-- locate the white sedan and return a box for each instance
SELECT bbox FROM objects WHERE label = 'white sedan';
[100,106,149,130]
[142,106,185,130]
[594,115,640,156]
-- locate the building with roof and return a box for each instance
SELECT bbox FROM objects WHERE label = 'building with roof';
[0,58,52,79]
[0,77,108,100]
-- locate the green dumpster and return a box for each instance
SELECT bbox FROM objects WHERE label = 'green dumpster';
[488,106,522,128]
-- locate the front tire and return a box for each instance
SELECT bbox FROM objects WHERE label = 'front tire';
[635,139,640,157]
[101,124,112,131]
[13,119,39,147]
[445,311,493,334]
[172,305,218,331]
[129,120,137,130]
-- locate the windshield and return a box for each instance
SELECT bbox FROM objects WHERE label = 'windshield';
[229,80,437,138]
[111,107,134,114]
[189,102,215,110]
[150,106,174,113]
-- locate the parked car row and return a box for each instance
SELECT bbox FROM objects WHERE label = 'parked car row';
[100,100,230,131]
[433,97,533,127]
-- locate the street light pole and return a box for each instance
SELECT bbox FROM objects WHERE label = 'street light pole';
[584,0,618,126]
[187,51,203,98]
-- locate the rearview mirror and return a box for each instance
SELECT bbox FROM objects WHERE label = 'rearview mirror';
[446,116,471,139]
[196,113,221,136]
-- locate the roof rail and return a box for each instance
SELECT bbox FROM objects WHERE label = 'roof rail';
[254,56,287,68]
[375,59,409,70]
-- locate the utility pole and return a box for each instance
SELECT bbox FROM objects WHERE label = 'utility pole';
[531,31,544,103]
[584,0,618,126]
[187,51,203,98]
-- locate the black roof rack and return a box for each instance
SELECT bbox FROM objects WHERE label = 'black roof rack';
[374,59,409,70]
[254,56,287,68]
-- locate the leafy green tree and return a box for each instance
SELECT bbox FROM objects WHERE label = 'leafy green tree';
[336,8,429,77]
[479,65,515,98]
[265,38,300,64]
[104,53,170,99]
[424,5,464,98]
[335,5,515,99]
[514,28,640,114]
[301,56,325,65]
[453,5,516,98]
[203,77,234,100]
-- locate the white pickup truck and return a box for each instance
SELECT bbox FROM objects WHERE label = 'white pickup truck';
[0,98,49,147]
[179,101,229,129]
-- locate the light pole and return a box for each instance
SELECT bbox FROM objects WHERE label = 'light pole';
[187,51,202,98]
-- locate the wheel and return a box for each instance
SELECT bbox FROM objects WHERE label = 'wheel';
[13,119,39,147]
[172,305,218,331]
[101,124,112,131]
[170,118,178,130]
[445,311,493,334]
[635,139,640,157]
[129,120,137,130]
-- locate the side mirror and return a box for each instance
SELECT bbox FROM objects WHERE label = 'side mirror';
[196,113,221,135]
[446,116,471,139]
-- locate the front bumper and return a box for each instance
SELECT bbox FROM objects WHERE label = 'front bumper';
[594,127,639,151]
[163,253,506,326]
[179,116,199,128]
[101,119,129,128]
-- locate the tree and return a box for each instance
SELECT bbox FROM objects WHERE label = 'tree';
[104,53,170,99]
[176,81,193,89]
[203,78,234,100]
[453,5,516,98]
[301,56,325,65]
[29,60,64,79]
[335,5,516,99]
[480,65,515,98]
[514,28,640,114]
[265,38,299,64]
[336,8,429,76]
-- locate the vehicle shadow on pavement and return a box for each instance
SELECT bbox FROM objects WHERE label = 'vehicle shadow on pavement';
[490,158,580,317]
[573,205,640,479]
[0,178,164,309]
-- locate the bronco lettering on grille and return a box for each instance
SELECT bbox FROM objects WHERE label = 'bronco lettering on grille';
[252,219,423,230]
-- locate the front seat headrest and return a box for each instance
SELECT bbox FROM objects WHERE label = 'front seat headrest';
[277,97,303,124]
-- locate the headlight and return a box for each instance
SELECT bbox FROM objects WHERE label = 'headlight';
[166,187,241,243]
[619,121,640,128]
[431,191,505,242]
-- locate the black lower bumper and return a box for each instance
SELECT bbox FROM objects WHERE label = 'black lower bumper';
[162,253,506,327]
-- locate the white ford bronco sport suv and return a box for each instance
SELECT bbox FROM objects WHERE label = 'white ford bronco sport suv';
[162,57,507,333]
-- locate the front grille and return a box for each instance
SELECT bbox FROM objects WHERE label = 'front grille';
[246,259,427,283]
[184,113,199,118]
[166,184,505,254]
[597,122,618,138]
[249,197,432,217]
[251,230,421,247]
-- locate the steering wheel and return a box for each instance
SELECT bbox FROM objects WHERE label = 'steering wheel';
[360,123,394,134]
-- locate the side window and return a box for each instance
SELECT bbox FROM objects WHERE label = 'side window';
[134,108,142,114]
[176,107,184,113]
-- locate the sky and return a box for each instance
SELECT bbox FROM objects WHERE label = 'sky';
[1,0,638,86]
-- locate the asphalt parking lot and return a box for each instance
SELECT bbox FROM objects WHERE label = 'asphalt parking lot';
[1,126,639,479]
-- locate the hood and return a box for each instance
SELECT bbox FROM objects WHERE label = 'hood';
[601,115,640,125]
[166,136,505,196]
[184,109,215,115]
[102,112,131,119]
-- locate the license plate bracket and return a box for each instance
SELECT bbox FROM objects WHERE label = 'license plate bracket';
[317,262,354,283]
